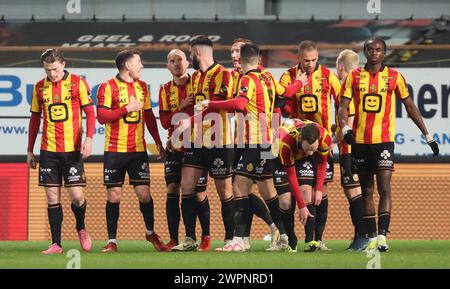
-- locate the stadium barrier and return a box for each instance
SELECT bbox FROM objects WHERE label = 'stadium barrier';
[21,163,450,241]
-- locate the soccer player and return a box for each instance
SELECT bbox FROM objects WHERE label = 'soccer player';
[338,37,439,252]
[230,38,281,250]
[170,35,235,251]
[334,49,368,251]
[96,50,166,252]
[274,118,332,251]
[280,40,340,251]
[201,43,307,251]
[27,48,95,254]
[159,49,211,251]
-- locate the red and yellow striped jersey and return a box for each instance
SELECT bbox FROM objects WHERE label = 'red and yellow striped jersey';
[231,68,242,97]
[191,62,233,146]
[275,119,331,167]
[280,64,341,133]
[237,69,289,145]
[340,65,409,144]
[97,75,151,152]
[159,76,194,138]
[30,71,92,152]
[231,65,266,96]
[334,90,356,155]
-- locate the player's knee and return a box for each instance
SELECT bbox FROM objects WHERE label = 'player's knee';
[45,187,60,204]
[71,194,85,206]
[377,182,391,197]
[107,187,122,203]
[134,186,151,203]
[344,187,361,200]
[167,183,180,195]
[278,193,291,210]
[216,179,233,199]
[180,178,196,195]
[300,185,313,203]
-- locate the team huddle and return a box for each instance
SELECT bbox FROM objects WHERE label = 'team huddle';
[27,36,439,255]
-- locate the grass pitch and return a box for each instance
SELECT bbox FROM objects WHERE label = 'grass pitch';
[1,240,449,269]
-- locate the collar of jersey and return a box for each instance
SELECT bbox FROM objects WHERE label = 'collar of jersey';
[363,63,386,75]
[115,73,135,85]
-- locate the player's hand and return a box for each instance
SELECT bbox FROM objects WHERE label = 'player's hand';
[425,135,439,156]
[126,96,143,113]
[156,143,165,160]
[296,72,309,87]
[314,190,323,206]
[27,152,37,169]
[81,137,93,159]
[200,99,210,108]
[179,94,195,111]
[298,206,314,226]
[342,125,355,145]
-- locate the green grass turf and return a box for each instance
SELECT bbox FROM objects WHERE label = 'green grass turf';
[1,240,449,269]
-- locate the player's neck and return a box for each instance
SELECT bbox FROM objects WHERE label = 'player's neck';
[118,71,134,83]
[200,58,215,72]
[173,73,189,86]
[366,63,383,74]
[243,64,258,74]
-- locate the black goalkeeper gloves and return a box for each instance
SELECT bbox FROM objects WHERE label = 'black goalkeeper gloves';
[342,125,356,145]
[425,135,439,156]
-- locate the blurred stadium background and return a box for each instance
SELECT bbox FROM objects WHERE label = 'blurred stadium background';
[0,0,449,246]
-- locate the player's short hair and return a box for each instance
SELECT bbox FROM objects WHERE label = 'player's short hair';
[300,123,320,144]
[298,40,317,55]
[167,49,187,61]
[115,50,141,70]
[232,38,252,45]
[337,49,359,72]
[240,43,260,65]
[363,37,387,53]
[40,48,65,64]
[190,35,213,48]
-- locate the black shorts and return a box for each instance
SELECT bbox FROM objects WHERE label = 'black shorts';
[272,157,291,195]
[296,154,334,187]
[233,146,245,172]
[339,153,360,187]
[103,151,150,187]
[352,142,395,173]
[164,149,208,193]
[38,150,86,187]
[234,146,273,180]
[182,145,234,179]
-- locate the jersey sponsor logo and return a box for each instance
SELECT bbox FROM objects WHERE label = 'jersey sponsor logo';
[299,94,318,113]
[49,103,69,122]
[380,150,391,159]
[69,167,78,176]
[141,162,149,171]
[303,161,313,170]
[213,158,224,168]
[123,111,141,124]
[362,94,382,113]
[68,167,81,182]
